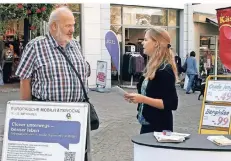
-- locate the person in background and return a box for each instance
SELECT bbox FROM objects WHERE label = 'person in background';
[124,27,178,134]
[185,51,198,94]
[174,52,182,76]
[2,43,13,83]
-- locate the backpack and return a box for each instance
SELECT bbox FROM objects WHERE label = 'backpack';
[182,60,187,73]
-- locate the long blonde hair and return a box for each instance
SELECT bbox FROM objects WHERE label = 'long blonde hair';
[143,27,178,81]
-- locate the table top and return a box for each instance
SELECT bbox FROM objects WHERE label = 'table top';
[132,133,231,151]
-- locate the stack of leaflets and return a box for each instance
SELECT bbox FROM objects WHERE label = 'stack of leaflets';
[207,136,231,146]
[153,132,190,143]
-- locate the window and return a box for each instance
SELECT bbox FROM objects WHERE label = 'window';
[168,9,177,26]
[168,28,178,53]
[73,13,81,42]
[123,6,167,26]
[68,4,81,43]
[68,4,81,12]
[111,6,122,25]
[150,9,167,26]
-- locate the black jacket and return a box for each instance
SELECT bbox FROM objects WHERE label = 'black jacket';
[137,63,178,131]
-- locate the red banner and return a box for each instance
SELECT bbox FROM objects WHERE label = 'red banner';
[216,7,231,70]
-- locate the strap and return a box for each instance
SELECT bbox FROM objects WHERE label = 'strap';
[57,47,89,102]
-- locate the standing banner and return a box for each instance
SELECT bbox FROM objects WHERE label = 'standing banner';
[105,30,120,74]
[96,60,107,87]
[216,7,231,70]
[1,101,89,161]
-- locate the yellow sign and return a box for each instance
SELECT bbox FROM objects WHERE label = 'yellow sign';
[198,75,231,134]
[219,16,231,24]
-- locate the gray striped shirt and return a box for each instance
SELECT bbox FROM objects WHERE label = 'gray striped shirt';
[15,33,88,102]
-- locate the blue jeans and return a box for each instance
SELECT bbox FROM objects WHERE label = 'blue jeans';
[186,74,195,93]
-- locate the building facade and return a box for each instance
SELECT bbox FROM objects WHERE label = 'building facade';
[1,3,230,87]
[80,3,184,88]
[184,3,231,75]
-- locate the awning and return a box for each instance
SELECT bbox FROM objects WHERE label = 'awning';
[206,18,218,26]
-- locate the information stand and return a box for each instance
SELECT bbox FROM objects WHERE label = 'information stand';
[1,101,92,161]
[199,75,231,134]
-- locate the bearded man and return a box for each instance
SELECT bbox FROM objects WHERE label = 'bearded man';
[16,6,89,102]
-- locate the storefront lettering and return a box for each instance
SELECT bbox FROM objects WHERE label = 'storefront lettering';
[219,16,231,24]
[205,109,229,116]
[106,39,116,44]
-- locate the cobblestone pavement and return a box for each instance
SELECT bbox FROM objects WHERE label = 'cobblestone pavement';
[0,83,19,93]
[0,85,202,161]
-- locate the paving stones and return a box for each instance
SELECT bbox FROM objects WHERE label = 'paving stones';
[0,86,203,161]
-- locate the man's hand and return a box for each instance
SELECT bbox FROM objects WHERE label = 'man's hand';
[20,79,32,100]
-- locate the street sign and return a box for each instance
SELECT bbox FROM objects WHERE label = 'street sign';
[1,101,89,161]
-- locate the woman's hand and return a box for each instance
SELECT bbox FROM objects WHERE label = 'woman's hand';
[124,93,133,103]
[124,93,145,104]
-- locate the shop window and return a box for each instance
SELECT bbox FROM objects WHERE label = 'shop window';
[111,6,122,25]
[68,4,80,12]
[123,6,136,25]
[73,13,81,42]
[150,9,167,26]
[123,6,167,26]
[167,28,178,54]
[199,36,227,75]
[64,4,81,43]
[168,9,177,26]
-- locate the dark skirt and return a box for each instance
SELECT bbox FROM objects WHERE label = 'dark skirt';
[3,63,12,83]
[140,124,173,134]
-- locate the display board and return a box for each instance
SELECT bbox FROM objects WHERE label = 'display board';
[206,80,231,103]
[1,101,91,161]
[199,75,231,135]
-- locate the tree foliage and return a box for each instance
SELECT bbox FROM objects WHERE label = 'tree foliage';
[0,4,54,36]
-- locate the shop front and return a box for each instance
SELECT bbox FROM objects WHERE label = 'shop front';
[0,4,82,84]
[0,18,24,83]
[110,5,181,86]
[194,12,229,76]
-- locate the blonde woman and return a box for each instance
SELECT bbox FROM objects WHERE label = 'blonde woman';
[124,27,178,134]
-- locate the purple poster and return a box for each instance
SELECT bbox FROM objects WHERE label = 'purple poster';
[105,31,120,72]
